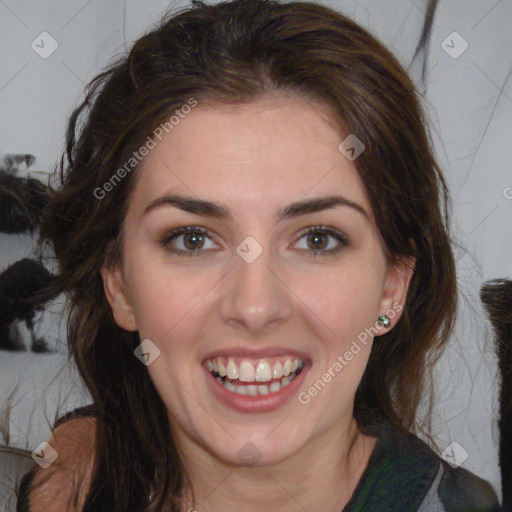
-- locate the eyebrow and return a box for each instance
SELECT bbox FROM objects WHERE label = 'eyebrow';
[142,193,370,223]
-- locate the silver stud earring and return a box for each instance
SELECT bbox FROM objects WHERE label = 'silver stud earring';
[377,314,391,328]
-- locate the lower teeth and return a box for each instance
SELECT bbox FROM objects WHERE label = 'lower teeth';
[214,370,300,396]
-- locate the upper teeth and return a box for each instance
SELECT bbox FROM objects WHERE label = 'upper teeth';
[205,357,304,382]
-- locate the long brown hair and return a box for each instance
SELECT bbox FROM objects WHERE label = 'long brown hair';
[32,0,457,509]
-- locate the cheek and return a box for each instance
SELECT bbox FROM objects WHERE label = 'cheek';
[293,260,384,337]
[288,256,384,400]
[123,251,206,342]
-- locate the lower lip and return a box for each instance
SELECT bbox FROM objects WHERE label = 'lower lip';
[204,365,310,413]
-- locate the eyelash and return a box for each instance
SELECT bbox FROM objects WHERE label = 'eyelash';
[159,225,348,258]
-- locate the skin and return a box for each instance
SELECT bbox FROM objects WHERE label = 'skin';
[29,417,96,511]
[102,93,415,511]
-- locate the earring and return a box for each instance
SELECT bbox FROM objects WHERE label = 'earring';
[377,314,391,328]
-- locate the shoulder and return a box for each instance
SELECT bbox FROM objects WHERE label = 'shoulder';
[360,422,501,511]
[437,462,501,512]
[20,413,97,512]
[391,428,501,511]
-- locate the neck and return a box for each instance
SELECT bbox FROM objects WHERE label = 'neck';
[176,418,377,512]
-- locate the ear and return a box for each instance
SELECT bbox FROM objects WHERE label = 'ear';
[100,264,138,331]
[375,255,416,335]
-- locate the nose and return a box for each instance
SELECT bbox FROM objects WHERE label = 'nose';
[219,242,293,335]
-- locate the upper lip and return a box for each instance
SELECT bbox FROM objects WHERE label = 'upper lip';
[201,346,311,363]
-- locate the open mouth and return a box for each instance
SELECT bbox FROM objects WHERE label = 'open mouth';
[211,363,304,396]
[204,356,306,397]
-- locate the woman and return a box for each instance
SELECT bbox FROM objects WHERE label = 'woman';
[17,0,501,510]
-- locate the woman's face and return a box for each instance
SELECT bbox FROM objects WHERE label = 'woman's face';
[102,94,413,467]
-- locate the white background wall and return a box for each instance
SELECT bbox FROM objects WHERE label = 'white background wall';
[1,0,510,499]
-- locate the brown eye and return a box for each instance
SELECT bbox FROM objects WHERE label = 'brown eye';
[306,231,329,250]
[182,231,205,250]
[159,226,217,256]
[293,226,348,257]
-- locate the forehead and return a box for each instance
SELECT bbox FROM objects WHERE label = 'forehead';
[129,95,373,221]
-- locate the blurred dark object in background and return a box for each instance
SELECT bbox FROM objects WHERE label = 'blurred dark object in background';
[0,153,48,234]
[481,279,512,511]
[0,259,55,352]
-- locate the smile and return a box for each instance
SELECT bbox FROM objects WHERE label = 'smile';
[205,356,304,381]
[203,355,310,412]
[205,356,305,396]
